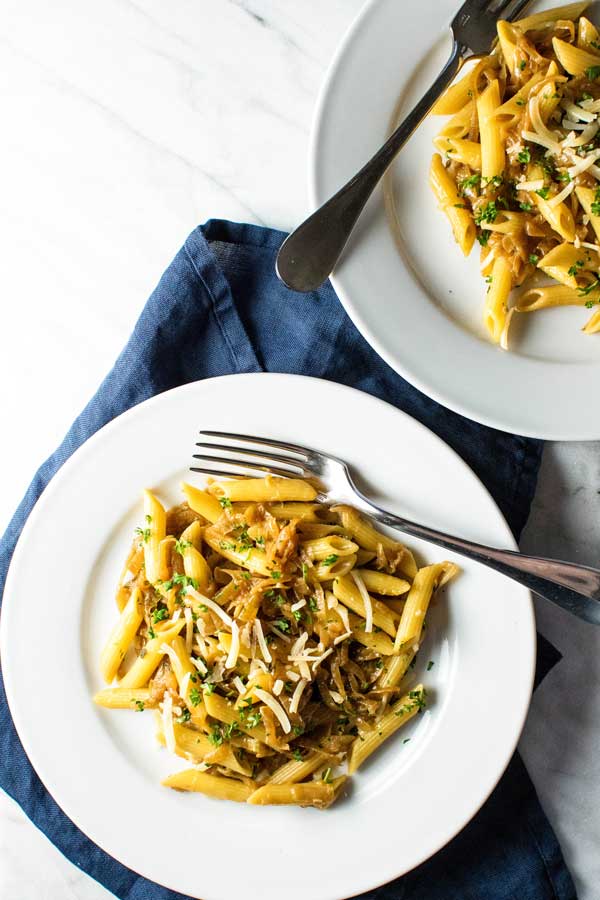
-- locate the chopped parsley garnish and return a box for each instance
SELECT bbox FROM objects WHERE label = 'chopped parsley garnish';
[517,148,531,165]
[578,276,600,297]
[292,609,303,621]
[302,563,309,580]
[219,496,232,508]
[292,749,304,761]
[536,187,550,200]
[395,689,428,717]
[151,606,169,624]
[292,724,304,736]
[427,660,435,671]
[219,540,237,551]
[556,171,571,183]
[474,201,498,225]
[458,174,481,194]
[208,724,224,746]
[203,682,216,695]
[568,260,585,277]
[529,254,539,266]
[308,597,318,612]
[582,91,594,100]
[134,526,151,542]
[477,230,490,247]
[133,699,145,711]
[159,573,199,594]
[274,618,290,633]
[403,738,411,744]
[519,201,532,212]
[321,554,339,566]
[176,709,191,724]
[591,186,600,216]
[148,626,156,640]
[515,98,525,107]
[189,687,201,706]
[586,66,600,80]
[271,570,282,580]
[519,60,526,70]
[174,539,191,555]
[585,300,596,308]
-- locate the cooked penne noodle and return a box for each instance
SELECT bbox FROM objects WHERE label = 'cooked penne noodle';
[552,36,600,74]
[118,619,185,688]
[348,686,426,774]
[93,687,157,710]
[394,563,458,652]
[515,2,589,32]
[575,186,600,243]
[181,482,222,523]
[100,587,144,683]
[142,490,166,585]
[267,751,328,785]
[354,569,410,596]
[300,536,359,559]
[333,506,417,578]
[430,153,477,256]
[484,256,512,344]
[377,648,416,690]
[247,778,346,809]
[433,135,482,169]
[163,769,255,802]
[208,476,317,503]
[517,284,591,310]
[584,309,600,331]
[333,575,399,637]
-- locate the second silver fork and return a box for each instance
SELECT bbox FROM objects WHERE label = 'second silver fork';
[192,430,600,625]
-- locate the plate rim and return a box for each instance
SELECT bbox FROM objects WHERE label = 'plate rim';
[308,0,600,441]
[1,372,536,898]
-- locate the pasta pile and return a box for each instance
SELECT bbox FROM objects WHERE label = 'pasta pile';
[430,1,600,348]
[94,476,457,808]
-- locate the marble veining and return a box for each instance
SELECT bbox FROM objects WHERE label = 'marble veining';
[1,1,600,898]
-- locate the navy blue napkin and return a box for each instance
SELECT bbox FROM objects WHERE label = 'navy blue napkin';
[0,220,575,900]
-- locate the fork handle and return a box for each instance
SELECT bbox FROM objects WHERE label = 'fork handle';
[360,502,600,624]
[276,39,465,292]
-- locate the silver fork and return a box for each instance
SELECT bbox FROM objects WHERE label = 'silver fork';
[276,0,533,292]
[192,431,600,625]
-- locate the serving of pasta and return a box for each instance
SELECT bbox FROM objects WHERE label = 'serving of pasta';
[94,476,457,809]
[430,1,600,349]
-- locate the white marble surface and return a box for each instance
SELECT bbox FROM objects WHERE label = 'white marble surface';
[0,1,599,898]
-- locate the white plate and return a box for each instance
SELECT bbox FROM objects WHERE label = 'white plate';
[1,374,535,899]
[310,0,600,440]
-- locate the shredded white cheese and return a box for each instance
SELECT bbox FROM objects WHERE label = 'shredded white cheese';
[567,149,600,178]
[162,694,175,753]
[549,180,575,208]
[269,624,291,643]
[289,678,308,714]
[225,621,240,669]
[180,672,191,702]
[298,660,311,681]
[186,587,234,628]
[191,656,208,676]
[290,632,309,658]
[517,179,545,191]
[333,631,352,646]
[521,130,561,153]
[562,100,596,123]
[351,570,373,633]
[290,599,306,612]
[253,618,272,665]
[311,647,334,673]
[273,679,284,696]
[184,606,193,654]
[233,675,246,694]
[329,690,345,704]
[254,688,291,733]
[334,604,350,633]
[285,669,300,682]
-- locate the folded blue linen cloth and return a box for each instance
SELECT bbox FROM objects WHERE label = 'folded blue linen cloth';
[0,220,575,900]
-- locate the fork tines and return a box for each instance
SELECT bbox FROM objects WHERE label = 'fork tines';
[191,430,312,480]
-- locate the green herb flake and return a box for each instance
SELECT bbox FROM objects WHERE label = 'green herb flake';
[219,497,232,508]
[517,148,531,165]
[536,187,550,200]
[133,699,145,712]
[189,688,202,706]
[292,749,304,761]
[568,260,585,277]
[427,660,435,671]
[477,230,491,247]
[274,618,290,633]
[474,201,498,225]
[529,254,540,266]
[586,66,600,80]
[321,554,339,567]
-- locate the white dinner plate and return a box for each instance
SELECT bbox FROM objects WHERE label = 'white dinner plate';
[1,374,535,899]
[310,0,600,440]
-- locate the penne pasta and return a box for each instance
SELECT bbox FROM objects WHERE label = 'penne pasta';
[93,687,157,710]
[99,586,144,683]
[247,778,346,809]
[163,769,255,802]
[430,153,477,256]
[348,686,426,774]
[208,476,317,503]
